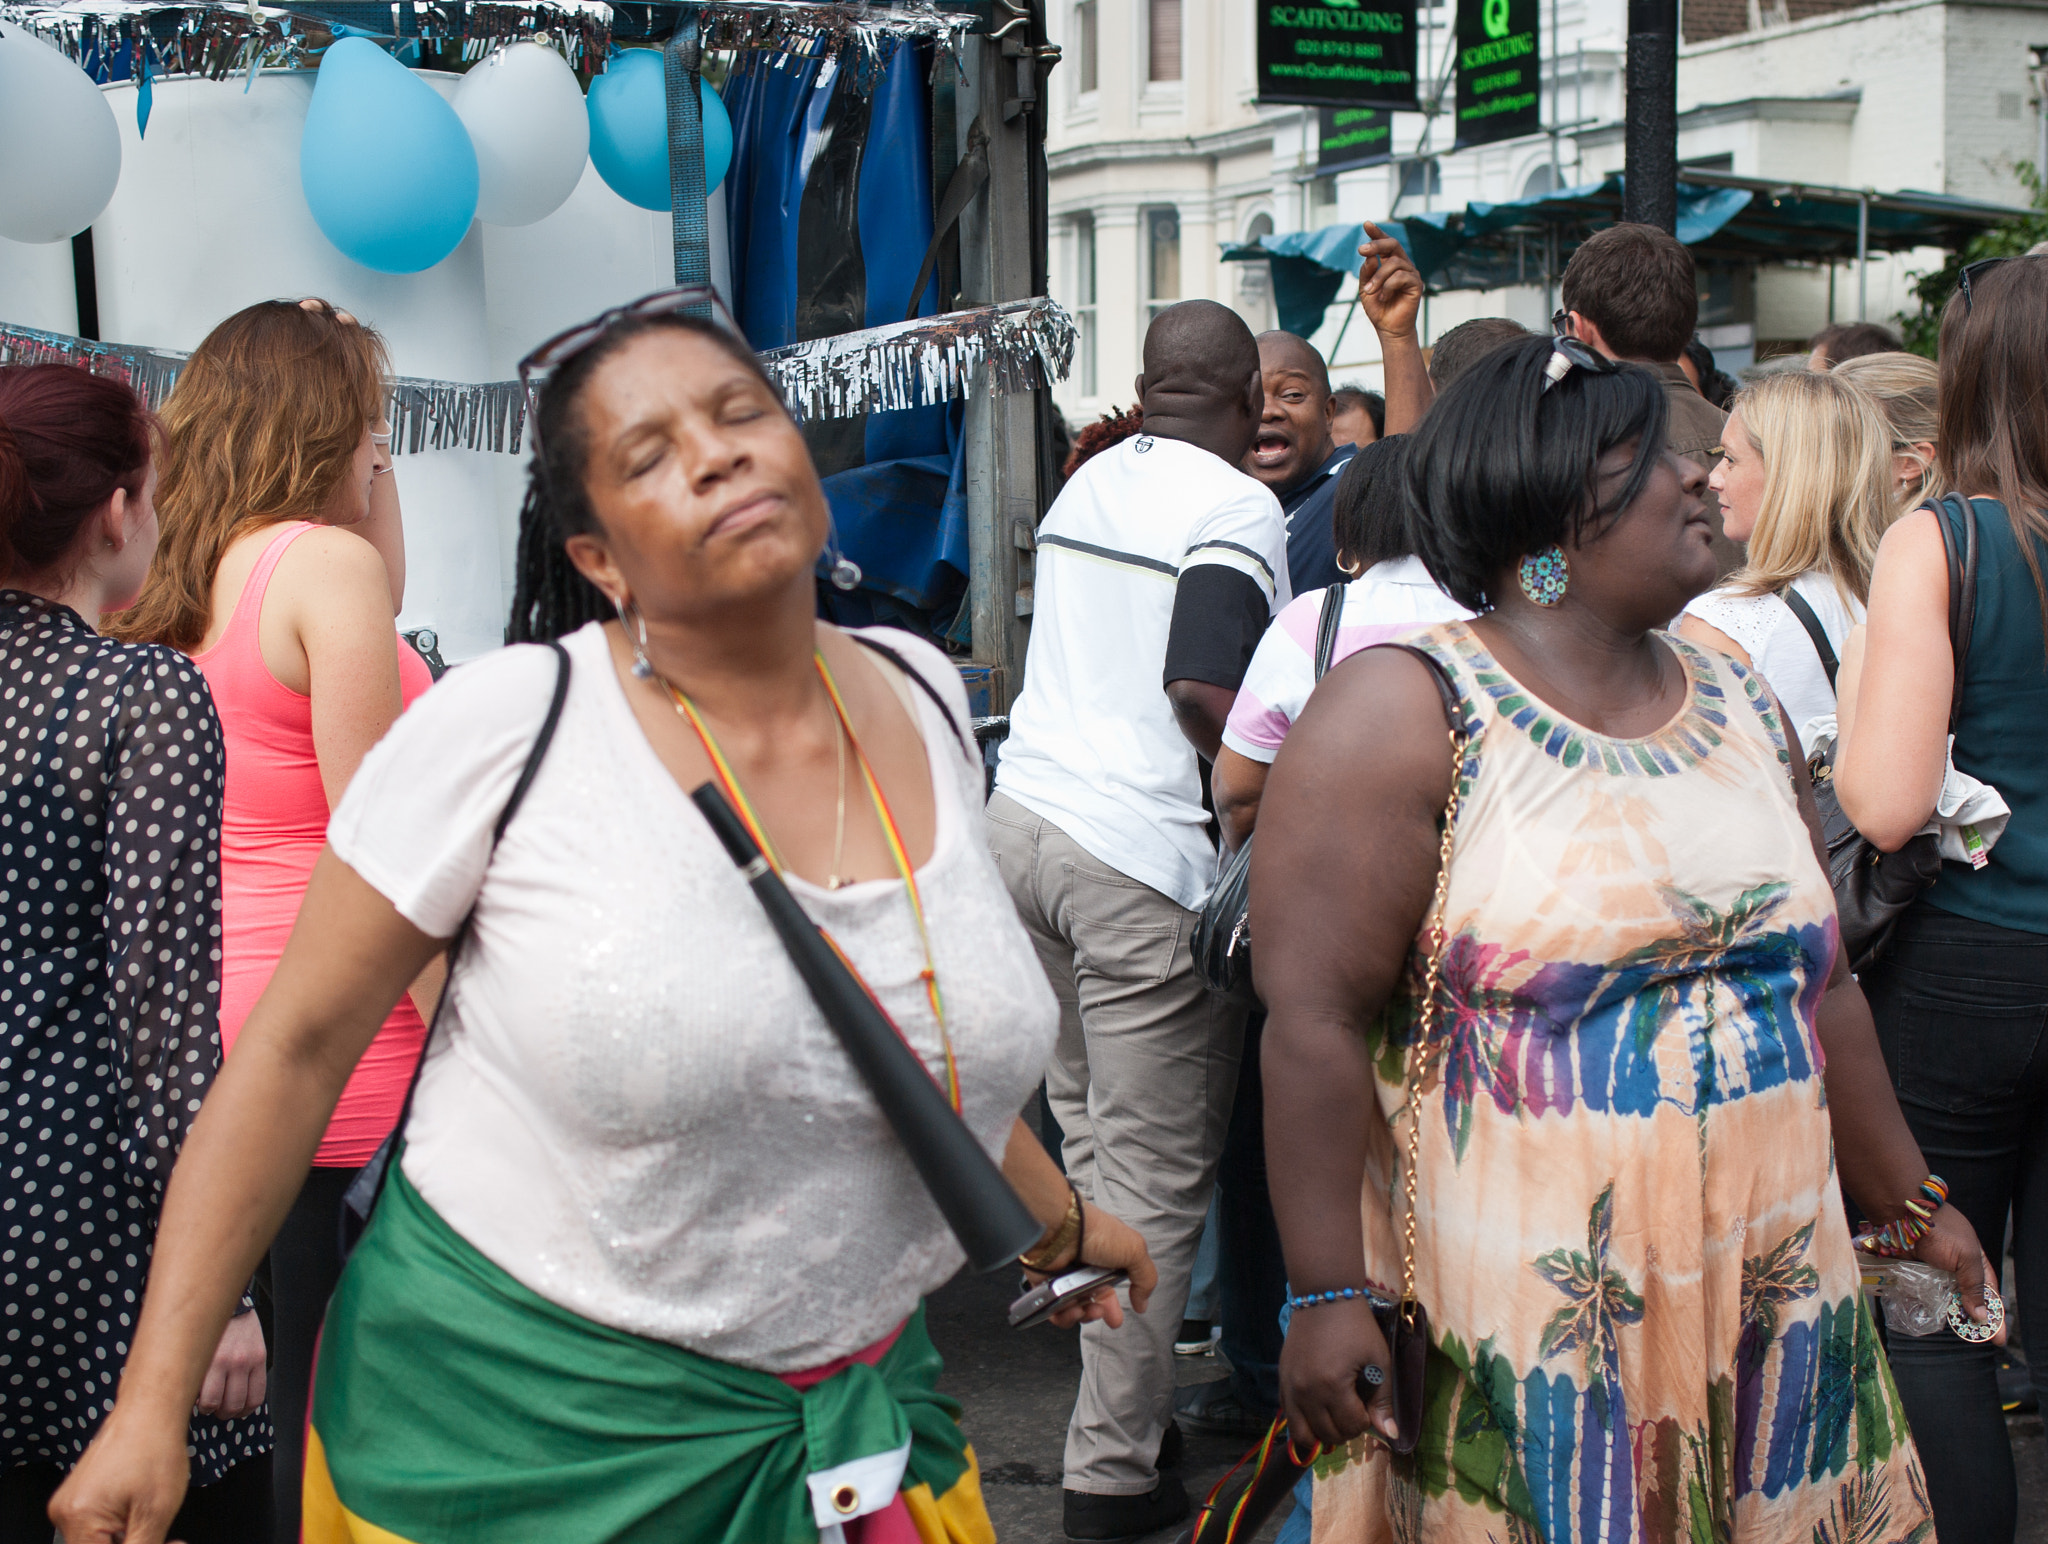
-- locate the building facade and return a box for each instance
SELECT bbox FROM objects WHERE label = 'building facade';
[1045,0,2048,425]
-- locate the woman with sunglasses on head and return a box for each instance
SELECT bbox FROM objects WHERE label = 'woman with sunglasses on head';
[104,298,437,1541]
[1833,254,2048,1544]
[1255,334,1987,1541]
[54,290,1155,1544]
[1675,370,1896,744]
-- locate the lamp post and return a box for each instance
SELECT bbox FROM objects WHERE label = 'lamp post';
[1623,0,1678,233]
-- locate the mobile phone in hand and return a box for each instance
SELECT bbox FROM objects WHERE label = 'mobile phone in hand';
[1008,1266,1130,1330]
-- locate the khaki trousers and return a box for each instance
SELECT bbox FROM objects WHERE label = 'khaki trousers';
[985,793,1246,1496]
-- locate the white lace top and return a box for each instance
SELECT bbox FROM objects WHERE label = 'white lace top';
[326,622,1058,1371]
[1683,570,1863,746]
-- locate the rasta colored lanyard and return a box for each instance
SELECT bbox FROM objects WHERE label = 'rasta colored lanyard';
[667,652,961,1114]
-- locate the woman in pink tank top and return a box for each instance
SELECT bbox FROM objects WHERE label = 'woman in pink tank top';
[109,299,435,1539]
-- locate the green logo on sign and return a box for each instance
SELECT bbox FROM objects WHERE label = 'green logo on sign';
[1483,0,1511,37]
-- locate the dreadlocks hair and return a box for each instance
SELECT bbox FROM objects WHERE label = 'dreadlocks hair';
[1062,404,1143,477]
[505,311,784,644]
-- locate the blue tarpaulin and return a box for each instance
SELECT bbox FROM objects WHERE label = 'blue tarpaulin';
[723,40,968,646]
[1222,172,2027,301]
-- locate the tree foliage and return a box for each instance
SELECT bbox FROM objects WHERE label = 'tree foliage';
[1895,162,2048,357]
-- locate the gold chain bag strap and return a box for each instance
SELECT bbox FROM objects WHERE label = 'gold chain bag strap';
[1370,642,1469,1456]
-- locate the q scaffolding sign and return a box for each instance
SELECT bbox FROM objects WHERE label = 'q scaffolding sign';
[1454,0,1541,148]
[1257,2,1420,111]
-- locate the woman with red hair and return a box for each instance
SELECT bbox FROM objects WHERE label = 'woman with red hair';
[0,364,272,1540]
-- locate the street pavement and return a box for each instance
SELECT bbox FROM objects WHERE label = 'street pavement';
[929,1267,1294,1543]
[929,1265,2048,1544]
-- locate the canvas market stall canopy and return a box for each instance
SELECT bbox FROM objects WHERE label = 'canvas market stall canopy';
[1222,172,2035,333]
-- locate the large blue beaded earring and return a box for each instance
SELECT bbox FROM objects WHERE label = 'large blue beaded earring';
[1516,544,1570,606]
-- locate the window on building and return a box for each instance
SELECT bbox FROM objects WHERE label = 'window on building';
[1148,0,1182,83]
[1238,211,1276,331]
[1073,214,1098,396]
[1397,158,1443,202]
[1147,207,1181,321]
[1309,174,1339,219]
[1519,163,1560,200]
[1075,1,1097,94]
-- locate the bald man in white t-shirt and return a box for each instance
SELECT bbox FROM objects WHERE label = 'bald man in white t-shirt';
[988,300,1290,1540]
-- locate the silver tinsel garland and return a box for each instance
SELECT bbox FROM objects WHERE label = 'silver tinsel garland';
[0,0,976,79]
[2,298,1074,453]
[0,320,528,452]
[761,298,1077,422]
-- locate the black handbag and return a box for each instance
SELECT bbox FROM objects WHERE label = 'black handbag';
[338,640,572,1261]
[1192,584,1347,996]
[1791,494,1976,974]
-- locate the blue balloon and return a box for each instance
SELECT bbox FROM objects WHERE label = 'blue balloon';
[301,38,479,274]
[588,51,733,212]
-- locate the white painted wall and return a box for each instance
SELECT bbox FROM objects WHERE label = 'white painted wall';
[0,68,683,660]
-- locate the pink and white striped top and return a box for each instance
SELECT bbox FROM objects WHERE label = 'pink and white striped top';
[1221,556,1474,764]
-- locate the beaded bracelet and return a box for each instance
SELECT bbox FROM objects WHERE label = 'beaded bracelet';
[1854,1175,1949,1258]
[1286,1287,1370,1312]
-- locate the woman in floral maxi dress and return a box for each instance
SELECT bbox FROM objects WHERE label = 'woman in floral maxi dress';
[1252,336,1994,1543]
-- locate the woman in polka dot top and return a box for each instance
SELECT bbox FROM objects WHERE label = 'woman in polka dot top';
[0,366,271,1540]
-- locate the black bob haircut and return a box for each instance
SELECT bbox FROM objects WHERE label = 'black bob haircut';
[507,312,781,644]
[1330,434,1414,573]
[1404,334,1668,611]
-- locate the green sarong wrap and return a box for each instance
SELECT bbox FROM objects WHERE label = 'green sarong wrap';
[309,1166,977,1543]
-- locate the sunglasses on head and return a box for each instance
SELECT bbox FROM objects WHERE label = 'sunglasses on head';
[1955,254,2047,313]
[517,285,748,445]
[1542,335,1615,394]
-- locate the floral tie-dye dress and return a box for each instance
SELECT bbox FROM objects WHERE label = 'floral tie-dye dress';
[1311,622,1933,1544]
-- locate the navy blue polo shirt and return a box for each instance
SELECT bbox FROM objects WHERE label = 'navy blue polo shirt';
[1280,445,1356,596]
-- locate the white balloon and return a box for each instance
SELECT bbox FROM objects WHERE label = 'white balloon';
[453,42,590,227]
[0,24,122,244]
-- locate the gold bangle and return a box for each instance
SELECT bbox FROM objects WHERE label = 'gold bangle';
[1020,1181,1082,1273]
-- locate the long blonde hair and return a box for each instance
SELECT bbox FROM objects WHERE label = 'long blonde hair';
[108,300,387,650]
[1722,370,1897,608]
[1831,351,1944,513]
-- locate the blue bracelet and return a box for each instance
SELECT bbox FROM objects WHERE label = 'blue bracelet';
[1285,1287,1369,1312]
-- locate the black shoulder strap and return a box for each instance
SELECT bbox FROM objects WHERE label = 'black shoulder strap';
[1932,493,1978,733]
[1778,585,1839,693]
[342,641,570,1236]
[493,641,573,843]
[1361,640,1464,735]
[1312,583,1346,682]
[849,632,976,763]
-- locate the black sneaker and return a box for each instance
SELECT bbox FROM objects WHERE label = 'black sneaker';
[1173,1318,1216,1355]
[1998,1347,2038,1414]
[1063,1475,1190,1541]
[1173,1377,1277,1438]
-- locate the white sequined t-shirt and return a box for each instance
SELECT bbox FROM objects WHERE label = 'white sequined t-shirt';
[325,621,1058,1372]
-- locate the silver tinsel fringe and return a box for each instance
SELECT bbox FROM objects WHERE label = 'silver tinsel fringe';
[694,2,973,79]
[0,320,527,453]
[3,300,1074,455]
[760,298,1077,422]
[1,1,975,80]
[0,2,613,77]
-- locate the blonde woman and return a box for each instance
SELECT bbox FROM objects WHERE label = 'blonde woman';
[1677,369,1896,739]
[108,299,434,1540]
[1833,349,1944,514]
